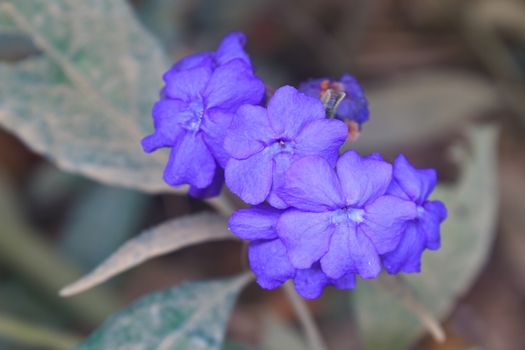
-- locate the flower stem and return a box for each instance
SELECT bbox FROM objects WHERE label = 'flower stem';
[396,277,446,343]
[0,176,121,326]
[379,275,446,343]
[0,312,80,350]
[283,281,328,350]
[205,191,236,217]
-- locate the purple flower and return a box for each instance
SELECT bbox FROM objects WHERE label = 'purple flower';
[223,86,348,207]
[381,155,447,274]
[165,32,251,73]
[229,205,356,299]
[142,32,265,197]
[276,151,417,280]
[299,74,369,125]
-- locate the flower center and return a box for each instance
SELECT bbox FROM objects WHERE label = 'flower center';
[186,99,205,131]
[331,207,365,225]
[417,205,425,218]
[269,138,294,155]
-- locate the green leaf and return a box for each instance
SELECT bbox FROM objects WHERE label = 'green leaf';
[0,176,121,326]
[353,125,499,349]
[60,213,237,297]
[0,0,178,193]
[0,281,66,326]
[75,274,253,350]
[0,312,80,350]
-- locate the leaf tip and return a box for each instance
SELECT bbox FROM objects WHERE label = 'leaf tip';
[59,282,82,297]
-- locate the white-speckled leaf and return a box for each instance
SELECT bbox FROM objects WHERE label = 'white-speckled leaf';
[60,213,237,297]
[75,274,252,350]
[0,0,177,193]
[354,125,499,349]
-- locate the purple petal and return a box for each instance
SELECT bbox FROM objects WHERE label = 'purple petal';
[419,200,447,250]
[215,32,251,66]
[225,150,273,205]
[320,222,357,279]
[266,152,293,209]
[366,153,384,161]
[425,199,448,221]
[298,78,324,98]
[295,119,348,166]
[204,59,264,112]
[385,179,410,201]
[141,100,190,152]
[330,272,357,290]
[188,167,224,198]
[151,99,192,128]
[362,195,417,254]
[163,65,212,101]
[336,74,369,124]
[336,98,369,124]
[249,239,295,290]
[389,154,437,203]
[336,150,392,207]
[141,132,173,153]
[228,205,281,240]
[266,189,289,209]
[163,132,216,188]
[165,52,214,74]
[277,210,334,269]
[223,105,274,159]
[267,86,325,138]
[278,156,344,212]
[201,109,234,167]
[382,223,426,274]
[294,266,329,299]
[320,223,382,279]
[353,227,383,278]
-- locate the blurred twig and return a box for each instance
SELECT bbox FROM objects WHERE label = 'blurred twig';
[283,281,328,350]
[0,312,80,350]
[378,275,446,343]
[0,175,121,327]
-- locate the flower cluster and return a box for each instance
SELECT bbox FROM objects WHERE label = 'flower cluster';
[228,151,446,298]
[143,32,447,299]
[142,32,264,197]
[224,86,347,208]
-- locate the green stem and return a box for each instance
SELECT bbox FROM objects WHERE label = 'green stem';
[0,312,80,350]
[0,177,121,327]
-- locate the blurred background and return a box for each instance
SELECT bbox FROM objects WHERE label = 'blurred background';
[0,0,524,349]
